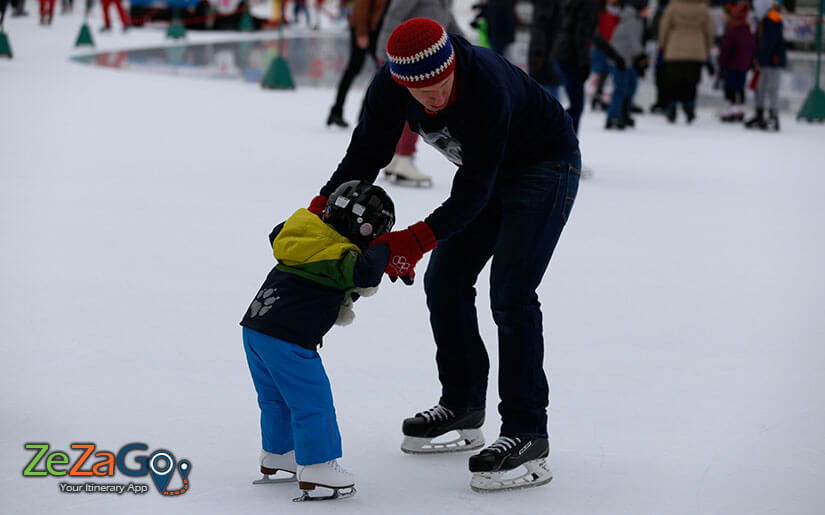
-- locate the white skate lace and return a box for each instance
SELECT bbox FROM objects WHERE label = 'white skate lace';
[328,460,348,474]
[487,436,522,454]
[418,405,455,423]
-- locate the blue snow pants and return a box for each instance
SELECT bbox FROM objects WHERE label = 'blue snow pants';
[242,327,342,466]
[423,151,581,439]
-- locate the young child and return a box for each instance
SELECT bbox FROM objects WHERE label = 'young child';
[717,2,755,123]
[240,180,394,500]
[746,0,786,131]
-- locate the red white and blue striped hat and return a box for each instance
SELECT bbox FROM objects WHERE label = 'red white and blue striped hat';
[386,18,456,89]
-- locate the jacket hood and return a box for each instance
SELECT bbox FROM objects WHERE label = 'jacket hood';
[729,2,750,26]
[272,209,360,267]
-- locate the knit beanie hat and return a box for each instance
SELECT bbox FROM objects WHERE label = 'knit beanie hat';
[386,18,456,89]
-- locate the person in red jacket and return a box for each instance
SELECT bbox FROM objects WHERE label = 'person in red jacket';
[100,0,130,32]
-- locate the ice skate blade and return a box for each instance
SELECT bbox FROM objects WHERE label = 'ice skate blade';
[469,458,553,493]
[401,429,485,454]
[292,485,356,501]
[383,170,433,189]
[252,472,296,485]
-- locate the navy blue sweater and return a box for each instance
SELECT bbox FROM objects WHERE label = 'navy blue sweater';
[240,224,390,350]
[321,34,579,241]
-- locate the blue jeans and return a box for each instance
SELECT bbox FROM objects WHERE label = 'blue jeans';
[423,152,581,438]
[607,66,638,121]
[242,328,342,466]
[557,61,586,133]
[591,48,609,74]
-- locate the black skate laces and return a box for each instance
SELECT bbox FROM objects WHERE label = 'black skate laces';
[486,436,522,454]
[417,405,455,422]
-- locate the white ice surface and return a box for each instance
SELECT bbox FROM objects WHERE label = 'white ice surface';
[2,9,825,515]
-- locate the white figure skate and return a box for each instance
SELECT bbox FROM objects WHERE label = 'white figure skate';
[252,449,297,485]
[383,154,433,188]
[293,459,356,501]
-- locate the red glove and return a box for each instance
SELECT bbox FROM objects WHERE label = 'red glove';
[308,195,328,217]
[371,221,437,284]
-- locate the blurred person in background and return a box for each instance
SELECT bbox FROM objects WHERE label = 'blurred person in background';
[657,0,713,123]
[376,0,463,186]
[717,2,755,123]
[605,0,648,129]
[590,0,620,111]
[327,0,387,128]
[745,0,786,131]
[529,0,564,100]
[552,0,625,134]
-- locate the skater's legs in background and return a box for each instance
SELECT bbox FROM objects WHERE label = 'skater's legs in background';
[243,329,294,455]
[490,154,580,438]
[761,67,781,112]
[607,66,631,122]
[243,328,342,466]
[112,0,129,27]
[424,204,501,412]
[330,28,374,119]
[591,48,610,106]
[557,60,586,133]
[395,123,418,156]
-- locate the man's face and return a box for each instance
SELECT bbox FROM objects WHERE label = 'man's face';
[407,72,455,112]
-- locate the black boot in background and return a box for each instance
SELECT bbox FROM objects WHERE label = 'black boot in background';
[683,102,696,124]
[326,108,348,128]
[666,102,677,123]
[766,109,780,131]
[745,108,767,129]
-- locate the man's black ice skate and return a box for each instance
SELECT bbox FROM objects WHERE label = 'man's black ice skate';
[468,436,552,492]
[401,404,485,454]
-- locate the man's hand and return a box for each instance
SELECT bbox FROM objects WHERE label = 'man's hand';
[356,34,369,50]
[308,195,328,217]
[371,222,437,286]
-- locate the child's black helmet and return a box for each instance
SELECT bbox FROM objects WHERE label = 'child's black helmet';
[322,180,395,248]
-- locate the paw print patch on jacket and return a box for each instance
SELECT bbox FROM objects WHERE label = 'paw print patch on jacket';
[249,288,280,317]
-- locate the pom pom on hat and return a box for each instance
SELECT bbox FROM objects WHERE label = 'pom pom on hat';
[386,18,456,89]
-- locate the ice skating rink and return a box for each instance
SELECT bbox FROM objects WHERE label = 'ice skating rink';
[1,8,824,515]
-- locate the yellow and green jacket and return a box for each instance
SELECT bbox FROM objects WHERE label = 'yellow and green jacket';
[241,209,389,350]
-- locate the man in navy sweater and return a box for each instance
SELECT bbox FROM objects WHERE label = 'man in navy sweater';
[307,18,580,492]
